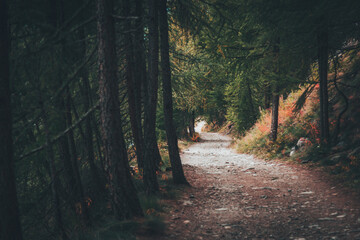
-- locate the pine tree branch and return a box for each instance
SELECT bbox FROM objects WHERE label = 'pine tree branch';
[18,102,100,160]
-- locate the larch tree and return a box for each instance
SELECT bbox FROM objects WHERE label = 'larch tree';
[123,0,145,170]
[143,0,161,194]
[270,40,280,142]
[97,0,143,219]
[159,0,189,185]
[133,0,147,169]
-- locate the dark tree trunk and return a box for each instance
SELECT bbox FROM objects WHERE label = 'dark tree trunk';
[97,0,143,219]
[65,90,90,224]
[50,0,77,201]
[143,0,161,194]
[78,3,104,194]
[134,0,147,164]
[57,97,76,196]
[40,100,68,240]
[0,1,23,239]
[317,27,330,147]
[270,39,280,142]
[133,0,147,169]
[188,111,195,137]
[270,90,279,142]
[246,79,256,121]
[123,0,144,170]
[264,80,271,109]
[159,0,189,185]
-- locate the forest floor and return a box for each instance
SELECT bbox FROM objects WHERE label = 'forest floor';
[141,129,360,240]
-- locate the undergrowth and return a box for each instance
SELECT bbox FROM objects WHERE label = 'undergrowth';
[236,82,360,188]
[70,137,194,240]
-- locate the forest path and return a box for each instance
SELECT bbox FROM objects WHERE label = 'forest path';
[156,130,360,240]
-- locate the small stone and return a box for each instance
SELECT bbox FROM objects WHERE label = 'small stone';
[183,220,190,224]
[183,200,193,206]
[224,226,231,229]
[300,191,314,195]
[215,208,228,211]
[297,137,310,148]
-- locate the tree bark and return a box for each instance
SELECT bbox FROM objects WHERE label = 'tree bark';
[317,27,330,147]
[65,90,90,224]
[246,78,256,122]
[123,0,145,170]
[50,0,77,201]
[188,111,195,137]
[134,0,147,167]
[40,100,68,240]
[77,0,104,194]
[0,1,23,238]
[57,97,76,196]
[264,80,271,109]
[270,39,280,142]
[97,0,143,219]
[270,89,279,142]
[159,0,189,185]
[143,0,161,194]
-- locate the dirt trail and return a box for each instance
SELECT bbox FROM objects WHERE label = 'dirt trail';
[159,131,360,240]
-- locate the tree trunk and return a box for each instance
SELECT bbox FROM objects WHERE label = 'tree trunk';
[78,2,104,194]
[123,0,144,170]
[65,90,90,224]
[317,27,330,147]
[97,0,143,219]
[188,111,195,137]
[50,0,77,201]
[270,39,280,142]
[143,0,161,195]
[159,0,189,185]
[270,90,279,142]
[0,1,23,238]
[246,78,256,120]
[40,100,68,240]
[264,80,271,109]
[57,97,76,196]
[134,0,147,169]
